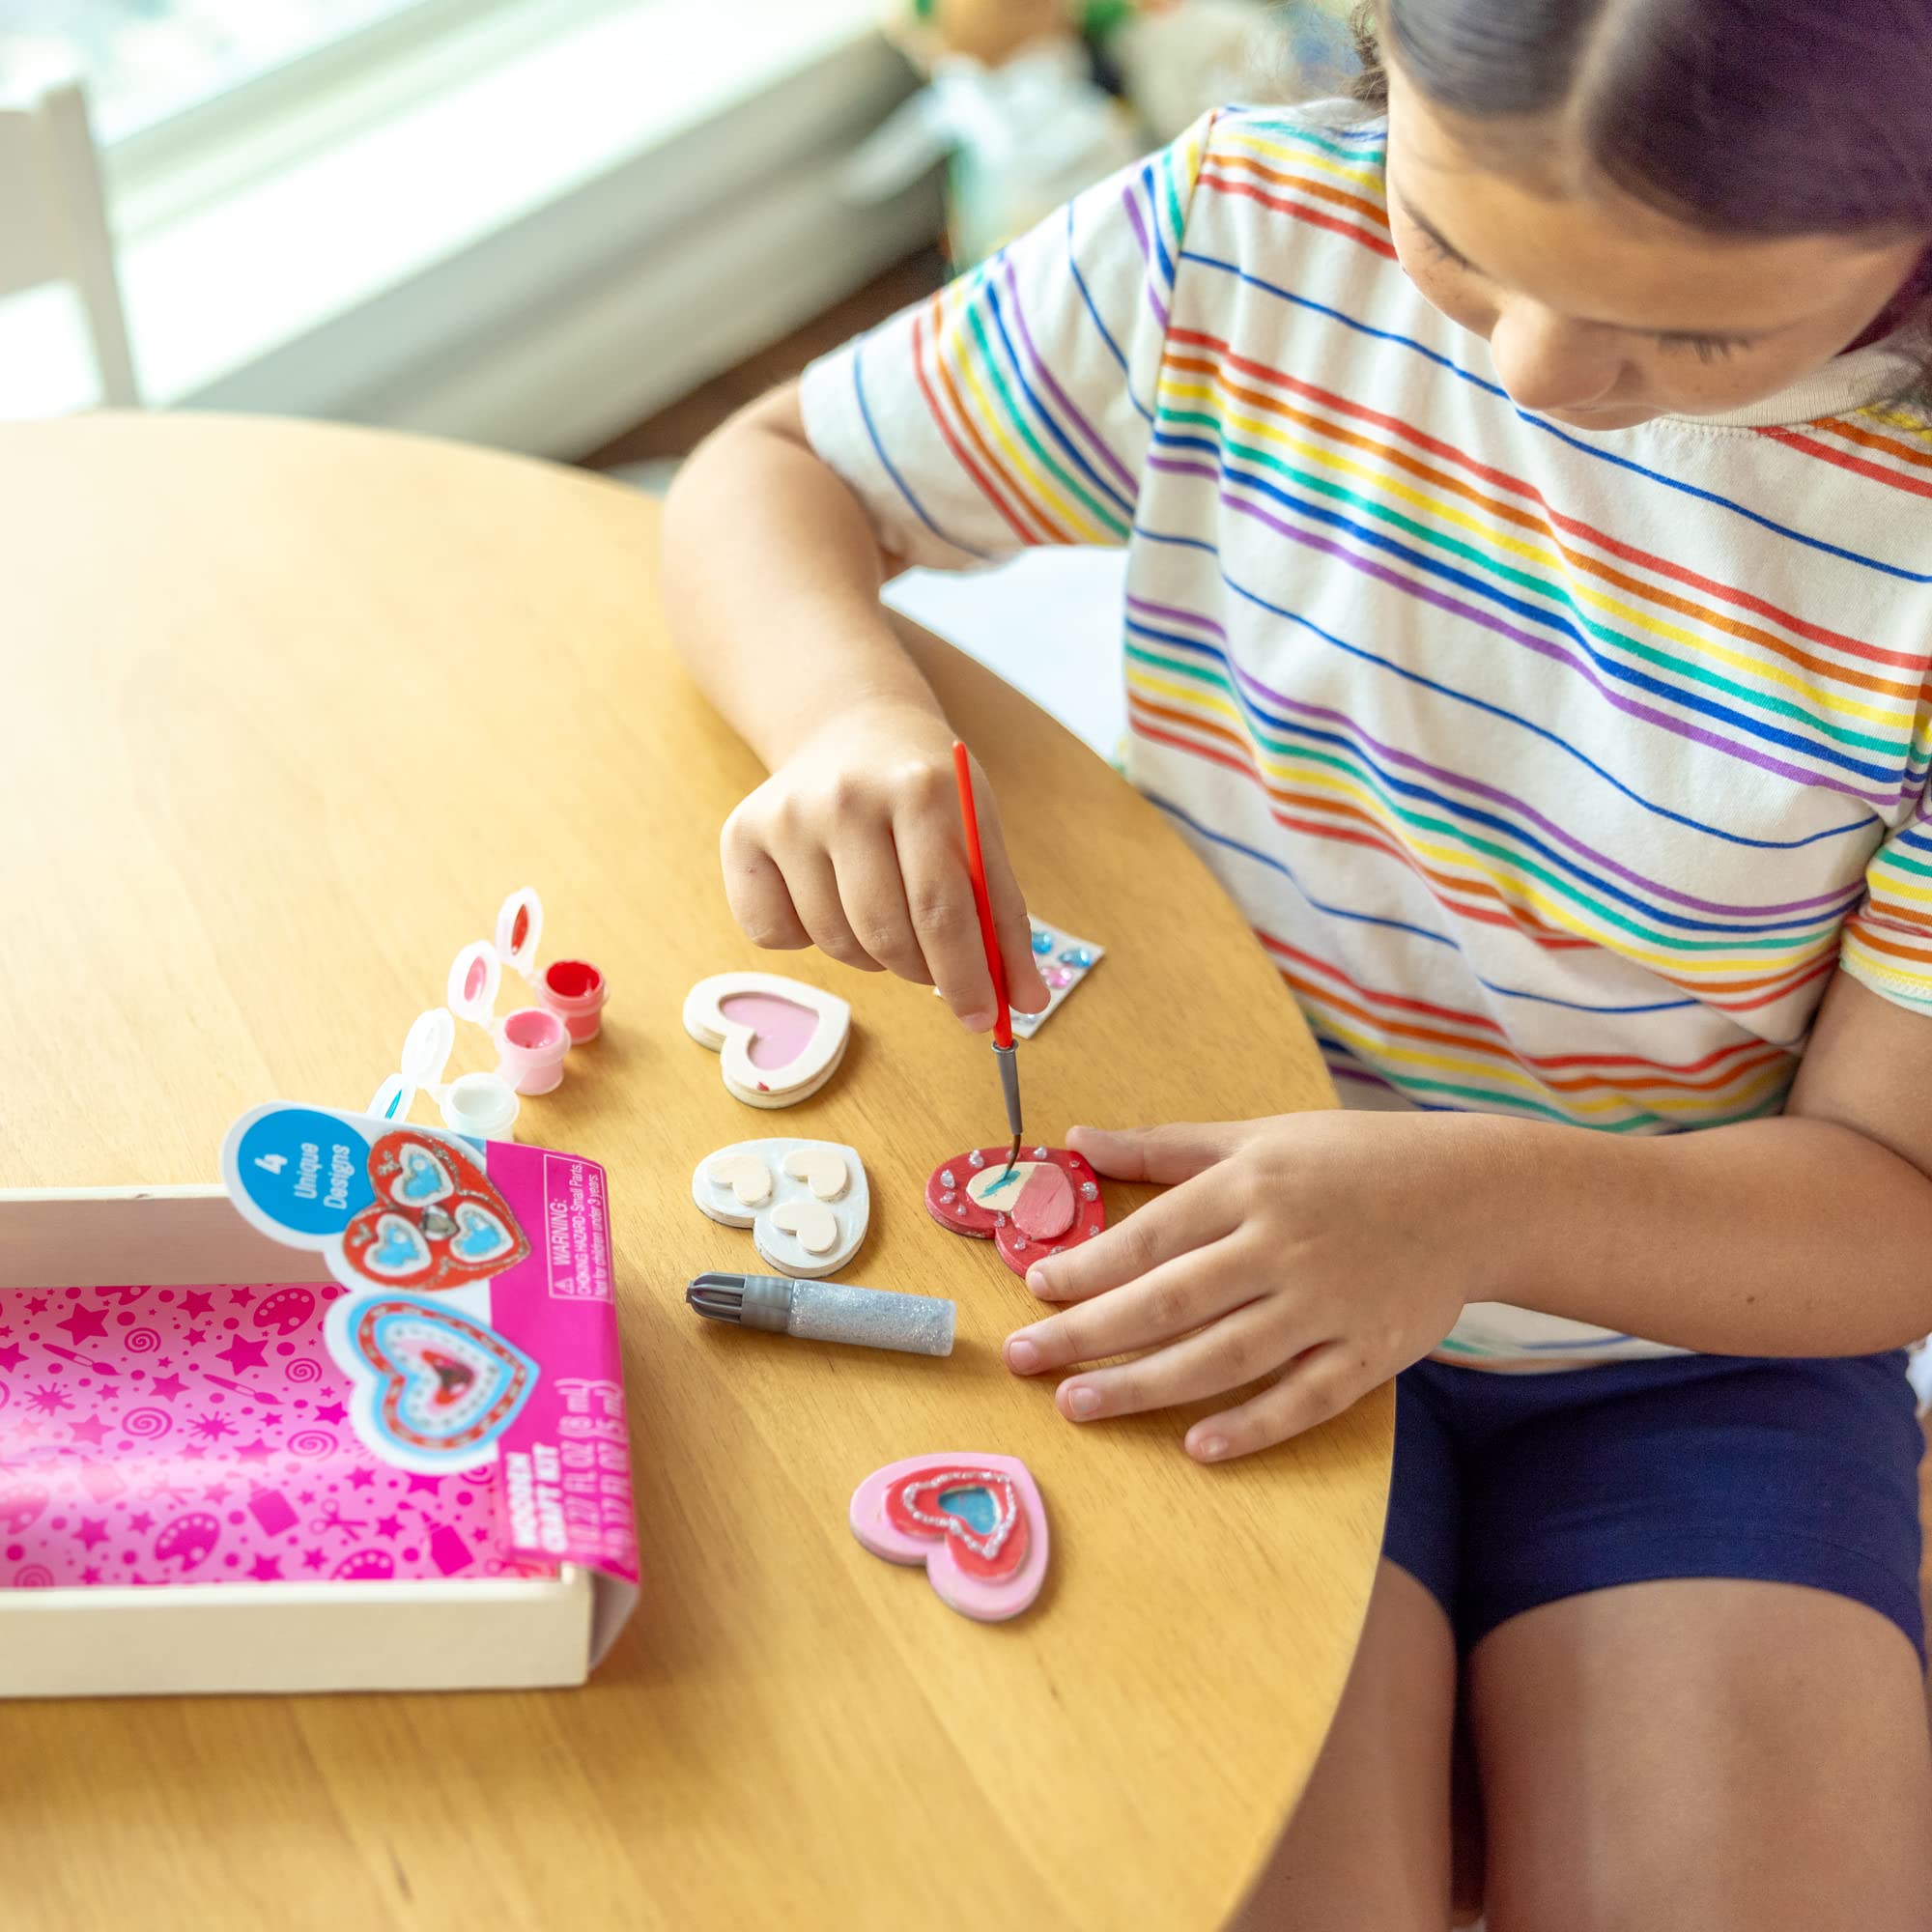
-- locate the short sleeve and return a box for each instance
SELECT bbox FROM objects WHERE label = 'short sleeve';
[1842,788,1932,1011]
[799,112,1217,568]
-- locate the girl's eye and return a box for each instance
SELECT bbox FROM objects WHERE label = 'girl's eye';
[1657,333,1750,363]
[1418,228,1473,273]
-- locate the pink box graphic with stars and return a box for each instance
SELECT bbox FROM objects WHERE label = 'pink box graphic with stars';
[0,1138,637,1607]
[0,1278,534,1590]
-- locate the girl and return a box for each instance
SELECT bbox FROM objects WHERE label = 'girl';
[664,2,1932,1922]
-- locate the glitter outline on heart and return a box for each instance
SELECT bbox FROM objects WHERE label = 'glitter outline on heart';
[849,1452,1049,1622]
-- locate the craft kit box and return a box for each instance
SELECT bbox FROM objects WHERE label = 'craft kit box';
[0,1104,639,1698]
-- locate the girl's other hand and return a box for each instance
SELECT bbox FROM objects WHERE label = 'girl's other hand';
[1003,1114,1488,1461]
[720,696,1050,1030]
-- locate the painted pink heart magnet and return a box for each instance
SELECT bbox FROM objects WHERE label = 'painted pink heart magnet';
[849,1453,1048,1622]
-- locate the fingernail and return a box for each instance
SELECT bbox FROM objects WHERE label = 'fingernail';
[1025,1264,1055,1298]
[1066,1386,1101,1419]
[1195,1434,1229,1462]
[962,1009,993,1034]
[1006,1338,1040,1374]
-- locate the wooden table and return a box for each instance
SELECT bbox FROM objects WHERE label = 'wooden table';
[0,415,1390,1931]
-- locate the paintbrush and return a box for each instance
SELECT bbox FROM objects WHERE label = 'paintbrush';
[951,739,1024,1176]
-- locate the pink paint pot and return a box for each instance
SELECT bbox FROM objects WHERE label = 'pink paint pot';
[536,958,608,1043]
[496,1006,571,1095]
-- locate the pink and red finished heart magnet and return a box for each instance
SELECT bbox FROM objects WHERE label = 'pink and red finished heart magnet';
[923,1146,1105,1276]
[849,1453,1048,1622]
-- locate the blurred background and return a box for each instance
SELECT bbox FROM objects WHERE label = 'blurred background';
[0,0,1357,738]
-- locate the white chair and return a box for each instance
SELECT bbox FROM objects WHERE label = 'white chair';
[0,63,138,408]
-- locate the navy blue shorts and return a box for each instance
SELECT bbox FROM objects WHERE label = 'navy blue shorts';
[1382,1351,1926,1662]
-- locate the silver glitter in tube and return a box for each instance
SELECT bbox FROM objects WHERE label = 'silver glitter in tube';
[787,1279,955,1356]
[691,1272,954,1357]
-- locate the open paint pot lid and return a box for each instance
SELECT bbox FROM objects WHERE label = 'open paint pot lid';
[367,1009,457,1124]
[366,1072,413,1124]
[400,1007,457,1085]
[495,888,544,980]
[446,941,503,1026]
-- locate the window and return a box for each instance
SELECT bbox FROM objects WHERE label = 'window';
[1,0,430,143]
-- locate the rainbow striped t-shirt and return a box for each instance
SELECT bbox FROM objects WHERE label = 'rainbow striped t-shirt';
[800,104,1932,1370]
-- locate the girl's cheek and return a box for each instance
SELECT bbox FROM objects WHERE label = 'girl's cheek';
[1399,252,1495,340]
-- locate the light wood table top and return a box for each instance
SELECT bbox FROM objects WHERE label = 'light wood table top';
[0,414,1391,1932]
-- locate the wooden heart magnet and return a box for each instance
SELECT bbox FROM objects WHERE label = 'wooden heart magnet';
[849,1453,1048,1622]
[924,1146,1105,1277]
[692,1137,869,1277]
[683,973,851,1108]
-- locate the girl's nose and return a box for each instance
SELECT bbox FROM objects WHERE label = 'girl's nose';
[1488,305,1623,415]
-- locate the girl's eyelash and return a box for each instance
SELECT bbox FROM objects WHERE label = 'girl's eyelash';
[1657,334,1750,362]
[1411,217,1755,362]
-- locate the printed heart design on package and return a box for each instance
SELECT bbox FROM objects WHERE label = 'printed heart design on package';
[219,1103,529,1299]
[849,1453,1049,1622]
[692,1138,869,1278]
[340,1130,530,1293]
[327,1293,538,1470]
[394,1142,455,1205]
[683,972,851,1108]
[923,1147,1105,1277]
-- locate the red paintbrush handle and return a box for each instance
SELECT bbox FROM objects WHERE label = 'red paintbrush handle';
[952,740,1013,1049]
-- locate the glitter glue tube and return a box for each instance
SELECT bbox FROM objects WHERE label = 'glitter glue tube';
[686,1272,955,1358]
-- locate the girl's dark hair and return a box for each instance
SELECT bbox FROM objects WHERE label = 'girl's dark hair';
[1349,0,1932,404]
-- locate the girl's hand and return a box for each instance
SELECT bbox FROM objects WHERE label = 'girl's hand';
[720,696,1049,1030]
[1003,1114,1489,1462]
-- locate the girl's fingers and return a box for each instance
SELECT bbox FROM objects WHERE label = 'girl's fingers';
[1046,1296,1309,1423]
[771,847,877,973]
[720,825,810,951]
[891,803,1000,1025]
[974,781,1049,1013]
[1184,1346,1364,1463]
[1066,1122,1249,1185]
[1005,1235,1253,1375]
[1023,1167,1240,1306]
[826,831,928,984]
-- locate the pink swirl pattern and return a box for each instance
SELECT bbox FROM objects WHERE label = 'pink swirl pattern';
[0,1281,552,1590]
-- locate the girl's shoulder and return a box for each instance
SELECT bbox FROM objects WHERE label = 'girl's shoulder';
[1176,99,1398,288]
[1203,98,1391,174]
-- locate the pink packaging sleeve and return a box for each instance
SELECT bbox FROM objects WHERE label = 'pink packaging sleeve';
[0,1136,638,1659]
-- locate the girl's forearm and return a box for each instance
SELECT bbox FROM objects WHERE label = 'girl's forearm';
[661,384,944,770]
[1460,1111,1932,1355]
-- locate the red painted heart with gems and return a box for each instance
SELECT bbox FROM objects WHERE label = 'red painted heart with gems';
[923,1147,1105,1277]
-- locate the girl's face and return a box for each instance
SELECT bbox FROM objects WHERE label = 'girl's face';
[1383,65,1927,431]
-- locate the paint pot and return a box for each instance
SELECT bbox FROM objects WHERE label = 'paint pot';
[496,1005,569,1095]
[440,1070,520,1141]
[447,943,571,1094]
[496,890,609,1043]
[366,1009,522,1143]
[536,956,608,1043]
